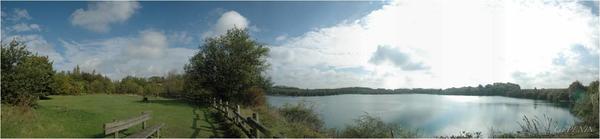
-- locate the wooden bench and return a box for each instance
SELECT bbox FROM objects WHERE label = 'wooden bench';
[103,111,165,138]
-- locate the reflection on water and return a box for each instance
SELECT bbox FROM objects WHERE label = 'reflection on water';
[267,94,578,137]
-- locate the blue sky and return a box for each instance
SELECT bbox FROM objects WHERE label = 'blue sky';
[2,1,384,48]
[1,1,598,89]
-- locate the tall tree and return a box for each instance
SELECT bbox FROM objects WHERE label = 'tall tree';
[185,28,271,105]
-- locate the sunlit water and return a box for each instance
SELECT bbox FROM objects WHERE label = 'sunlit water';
[267,94,579,137]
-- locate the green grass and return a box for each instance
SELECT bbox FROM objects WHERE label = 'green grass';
[1,94,223,138]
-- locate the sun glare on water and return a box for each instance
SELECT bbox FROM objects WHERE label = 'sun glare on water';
[445,95,482,103]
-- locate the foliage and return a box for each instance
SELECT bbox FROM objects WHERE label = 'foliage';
[117,76,145,95]
[51,66,114,95]
[185,28,270,105]
[572,80,599,129]
[242,86,266,107]
[163,70,185,98]
[144,82,162,97]
[437,131,482,138]
[247,106,325,138]
[278,102,323,131]
[568,81,587,103]
[1,40,54,106]
[338,113,419,138]
[490,113,598,138]
[516,115,562,136]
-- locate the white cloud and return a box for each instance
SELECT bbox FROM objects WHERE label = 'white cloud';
[1,9,61,65]
[58,29,196,79]
[9,23,41,32]
[513,44,599,88]
[275,35,288,41]
[70,1,140,33]
[269,0,599,89]
[167,31,194,47]
[6,8,32,21]
[202,10,249,38]
[369,45,429,71]
[126,29,168,59]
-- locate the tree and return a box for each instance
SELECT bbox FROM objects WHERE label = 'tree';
[118,77,144,94]
[568,81,586,103]
[573,80,599,128]
[164,70,184,98]
[52,72,74,95]
[144,82,162,98]
[90,80,107,94]
[185,28,270,105]
[1,40,54,106]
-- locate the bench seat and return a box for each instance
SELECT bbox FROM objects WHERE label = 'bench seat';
[127,123,165,138]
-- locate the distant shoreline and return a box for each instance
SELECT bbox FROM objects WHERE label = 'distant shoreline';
[267,82,574,104]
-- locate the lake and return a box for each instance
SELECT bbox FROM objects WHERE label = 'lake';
[267,94,579,137]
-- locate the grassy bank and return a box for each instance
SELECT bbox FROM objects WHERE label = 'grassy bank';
[1,94,222,138]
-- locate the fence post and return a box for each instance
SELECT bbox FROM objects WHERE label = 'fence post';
[218,99,223,111]
[252,112,260,138]
[157,128,160,138]
[235,105,241,124]
[213,98,217,108]
[225,101,230,118]
[141,112,147,129]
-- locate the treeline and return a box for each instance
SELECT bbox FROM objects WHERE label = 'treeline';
[1,40,185,106]
[52,66,185,98]
[268,81,595,103]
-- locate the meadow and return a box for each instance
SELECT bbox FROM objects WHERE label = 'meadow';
[1,94,221,138]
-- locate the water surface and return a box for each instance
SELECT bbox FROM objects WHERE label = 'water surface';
[267,94,578,137]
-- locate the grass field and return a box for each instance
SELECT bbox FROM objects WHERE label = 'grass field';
[1,94,223,138]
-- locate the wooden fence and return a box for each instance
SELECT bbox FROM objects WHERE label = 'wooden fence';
[210,98,273,138]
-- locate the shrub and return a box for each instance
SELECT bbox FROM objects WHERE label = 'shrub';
[437,131,482,138]
[241,86,266,107]
[339,113,419,138]
[1,40,54,106]
[117,79,144,94]
[278,102,323,131]
[250,105,325,138]
[572,80,599,129]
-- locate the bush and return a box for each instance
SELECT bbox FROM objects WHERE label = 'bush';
[572,80,599,129]
[117,79,144,94]
[437,131,482,138]
[339,113,419,138]
[1,40,54,106]
[278,102,323,131]
[250,106,325,138]
[241,86,266,107]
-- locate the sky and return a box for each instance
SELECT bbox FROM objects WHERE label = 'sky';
[1,0,599,89]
